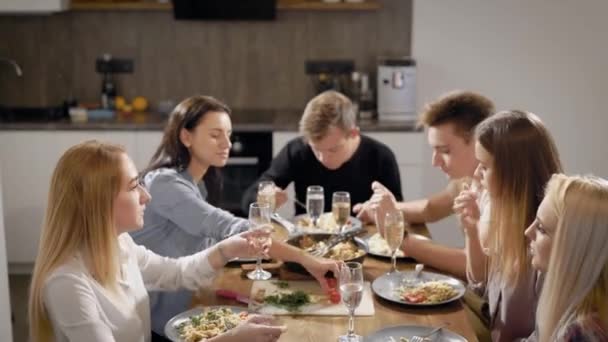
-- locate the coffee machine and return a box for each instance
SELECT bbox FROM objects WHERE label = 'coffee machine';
[377,57,416,122]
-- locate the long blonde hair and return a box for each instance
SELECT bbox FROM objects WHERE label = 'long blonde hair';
[537,174,608,341]
[28,140,126,341]
[475,110,562,286]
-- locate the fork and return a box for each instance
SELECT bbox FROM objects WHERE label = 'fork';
[410,323,450,342]
[308,230,360,257]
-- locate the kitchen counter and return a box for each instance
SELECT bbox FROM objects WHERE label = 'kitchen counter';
[0,109,421,132]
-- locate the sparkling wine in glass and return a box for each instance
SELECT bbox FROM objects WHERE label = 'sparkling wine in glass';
[247,202,272,281]
[332,191,351,233]
[306,185,324,228]
[384,210,405,274]
[257,181,276,212]
[339,262,364,342]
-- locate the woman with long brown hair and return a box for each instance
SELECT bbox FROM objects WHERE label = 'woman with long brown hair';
[28,140,286,342]
[454,110,563,341]
[525,174,608,341]
[129,95,340,338]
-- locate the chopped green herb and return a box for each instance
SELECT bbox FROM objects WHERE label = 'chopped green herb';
[264,290,311,312]
[273,281,290,289]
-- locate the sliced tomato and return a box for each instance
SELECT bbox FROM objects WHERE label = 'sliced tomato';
[403,293,426,303]
[329,289,341,304]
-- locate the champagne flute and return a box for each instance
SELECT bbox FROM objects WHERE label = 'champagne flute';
[306,185,324,228]
[257,180,276,213]
[332,191,351,233]
[384,210,405,274]
[247,202,272,281]
[338,262,364,342]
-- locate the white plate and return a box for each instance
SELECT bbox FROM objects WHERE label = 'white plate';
[364,324,467,342]
[363,233,430,259]
[371,271,466,307]
[164,306,247,342]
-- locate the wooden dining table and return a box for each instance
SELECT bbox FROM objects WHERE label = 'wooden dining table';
[192,223,478,342]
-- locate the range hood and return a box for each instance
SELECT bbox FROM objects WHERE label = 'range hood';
[172,0,276,21]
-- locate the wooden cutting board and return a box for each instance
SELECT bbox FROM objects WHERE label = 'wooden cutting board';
[249,280,375,316]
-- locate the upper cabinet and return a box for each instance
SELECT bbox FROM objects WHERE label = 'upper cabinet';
[0,0,69,13]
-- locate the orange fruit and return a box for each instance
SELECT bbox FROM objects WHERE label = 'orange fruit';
[132,96,149,112]
[114,96,127,110]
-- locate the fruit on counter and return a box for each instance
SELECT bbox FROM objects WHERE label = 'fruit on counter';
[132,96,149,112]
[122,104,133,113]
[114,96,127,111]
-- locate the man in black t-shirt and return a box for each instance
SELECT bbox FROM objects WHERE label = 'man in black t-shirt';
[242,90,402,215]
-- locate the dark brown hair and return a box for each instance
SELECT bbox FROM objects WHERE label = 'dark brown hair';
[144,95,231,205]
[418,90,495,142]
[476,110,562,285]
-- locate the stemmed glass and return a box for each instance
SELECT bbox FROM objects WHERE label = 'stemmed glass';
[384,210,405,274]
[332,191,351,233]
[306,185,324,228]
[338,262,364,342]
[257,181,276,213]
[246,202,272,281]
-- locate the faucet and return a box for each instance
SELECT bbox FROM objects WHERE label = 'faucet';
[0,58,23,76]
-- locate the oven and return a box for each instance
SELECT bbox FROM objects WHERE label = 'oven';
[218,131,272,217]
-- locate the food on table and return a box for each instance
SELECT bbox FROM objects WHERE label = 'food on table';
[396,281,458,304]
[176,307,247,342]
[297,235,365,260]
[296,213,352,232]
[368,233,405,257]
[253,281,340,312]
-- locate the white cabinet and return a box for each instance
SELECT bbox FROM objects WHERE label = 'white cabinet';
[0,131,136,263]
[271,131,426,217]
[0,0,68,13]
[134,131,163,171]
[0,165,14,341]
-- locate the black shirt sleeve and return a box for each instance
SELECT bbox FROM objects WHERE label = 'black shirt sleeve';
[241,139,296,213]
[376,145,403,201]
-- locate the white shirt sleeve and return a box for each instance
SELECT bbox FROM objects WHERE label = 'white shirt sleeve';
[44,273,117,342]
[122,234,219,292]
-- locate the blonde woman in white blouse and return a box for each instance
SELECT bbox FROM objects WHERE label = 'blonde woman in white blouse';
[28,141,339,342]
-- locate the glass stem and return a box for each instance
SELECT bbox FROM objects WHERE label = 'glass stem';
[391,252,397,273]
[348,309,355,336]
[256,256,262,273]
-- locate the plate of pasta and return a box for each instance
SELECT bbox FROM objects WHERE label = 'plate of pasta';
[165,306,248,342]
[372,271,465,306]
[364,325,467,342]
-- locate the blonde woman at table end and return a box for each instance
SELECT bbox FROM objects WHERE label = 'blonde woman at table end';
[524,174,608,341]
[28,141,286,342]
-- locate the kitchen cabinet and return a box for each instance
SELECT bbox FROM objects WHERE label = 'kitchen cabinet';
[0,131,136,264]
[0,0,68,13]
[272,131,427,218]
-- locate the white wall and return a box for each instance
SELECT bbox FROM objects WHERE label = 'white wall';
[0,166,14,341]
[413,0,608,247]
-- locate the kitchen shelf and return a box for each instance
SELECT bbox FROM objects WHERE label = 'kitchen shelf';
[70,0,380,11]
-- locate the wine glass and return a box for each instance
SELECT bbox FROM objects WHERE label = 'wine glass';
[257,181,276,213]
[332,191,351,233]
[384,210,405,274]
[247,202,272,281]
[306,185,324,228]
[338,262,364,342]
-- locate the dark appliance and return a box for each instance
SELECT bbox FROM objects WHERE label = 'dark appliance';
[218,131,272,217]
[172,0,276,21]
